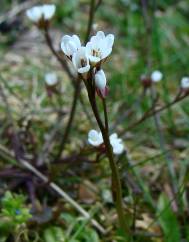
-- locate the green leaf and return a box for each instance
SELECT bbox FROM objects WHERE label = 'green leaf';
[157,193,181,242]
[1,191,31,225]
[43,226,65,242]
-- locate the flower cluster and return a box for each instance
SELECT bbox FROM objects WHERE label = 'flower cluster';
[26,4,56,28]
[61,31,114,97]
[88,130,124,155]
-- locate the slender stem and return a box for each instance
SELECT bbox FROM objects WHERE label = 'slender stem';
[102,98,109,133]
[85,82,130,236]
[121,92,188,134]
[54,80,81,161]
[85,0,96,44]
[101,98,130,235]
[95,0,103,11]
[44,27,74,81]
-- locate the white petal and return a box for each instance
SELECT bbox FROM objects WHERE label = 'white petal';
[78,65,90,74]
[72,52,79,70]
[88,130,98,138]
[26,6,42,22]
[109,133,118,142]
[86,41,93,51]
[112,143,124,155]
[88,130,103,147]
[42,4,56,20]
[61,35,72,43]
[109,133,124,155]
[90,36,101,50]
[77,46,88,58]
[61,35,71,55]
[100,38,112,59]
[72,35,81,48]
[89,55,101,63]
[106,34,114,49]
[101,47,112,59]
[96,31,105,39]
[66,41,78,56]
[72,47,90,73]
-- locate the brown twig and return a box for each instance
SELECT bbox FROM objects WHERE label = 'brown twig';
[37,115,66,166]
[0,144,106,234]
[85,0,96,44]
[121,91,187,135]
[54,79,81,161]
[44,27,75,82]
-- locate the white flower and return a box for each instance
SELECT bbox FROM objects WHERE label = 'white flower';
[151,70,163,82]
[181,77,189,89]
[88,130,103,147]
[95,69,107,90]
[72,47,90,74]
[61,35,81,58]
[26,4,56,23]
[45,73,58,86]
[109,133,124,155]
[86,31,114,64]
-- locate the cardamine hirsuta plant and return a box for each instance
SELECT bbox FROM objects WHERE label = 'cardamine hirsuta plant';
[26,3,129,235]
[0,2,189,241]
[24,4,189,238]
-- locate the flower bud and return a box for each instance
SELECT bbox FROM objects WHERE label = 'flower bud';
[151,70,163,83]
[45,73,59,97]
[181,77,189,90]
[45,73,58,86]
[95,70,107,90]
